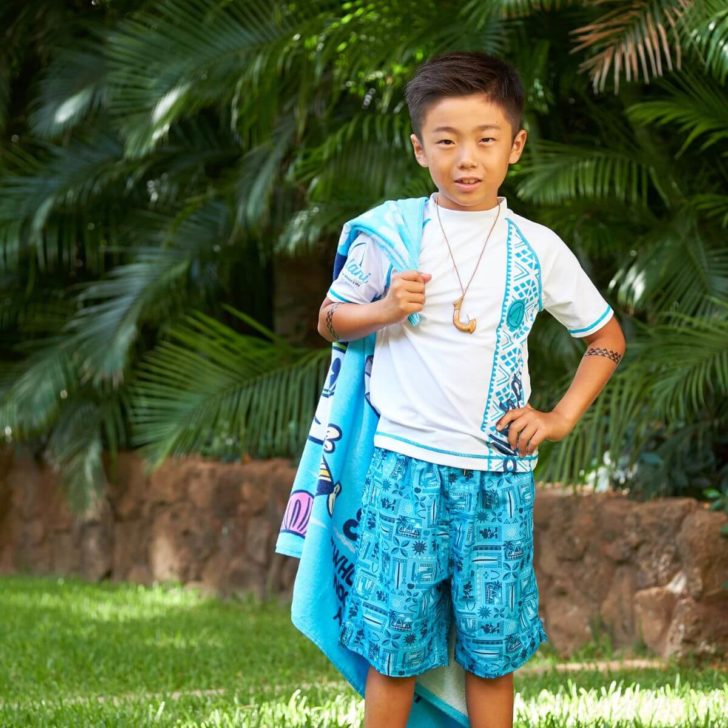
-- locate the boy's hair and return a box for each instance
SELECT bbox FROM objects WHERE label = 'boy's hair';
[405,51,525,139]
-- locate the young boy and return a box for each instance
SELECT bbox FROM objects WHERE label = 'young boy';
[316,52,625,728]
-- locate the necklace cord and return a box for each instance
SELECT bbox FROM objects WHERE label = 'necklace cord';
[434,195,502,303]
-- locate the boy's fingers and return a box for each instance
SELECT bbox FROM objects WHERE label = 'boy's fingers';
[496,407,523,430]
[391,278,426,295]
[526,430,544,454]
[394,269,430,282]
[518,423,539,455]
[507,419,529,449]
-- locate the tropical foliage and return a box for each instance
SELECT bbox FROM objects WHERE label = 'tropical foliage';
[1,0,726,511]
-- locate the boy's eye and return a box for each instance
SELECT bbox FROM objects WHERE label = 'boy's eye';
[436,139,454,145]
[481,137,495,143]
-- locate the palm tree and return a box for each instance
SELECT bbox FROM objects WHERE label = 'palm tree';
[1,0,726,511]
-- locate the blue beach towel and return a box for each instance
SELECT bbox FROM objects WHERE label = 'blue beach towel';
[275,197,469,726]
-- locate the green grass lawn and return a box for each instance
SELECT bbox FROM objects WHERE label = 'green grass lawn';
[0,574,725,727]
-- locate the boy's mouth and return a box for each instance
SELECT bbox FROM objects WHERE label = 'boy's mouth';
[454,178,481,189]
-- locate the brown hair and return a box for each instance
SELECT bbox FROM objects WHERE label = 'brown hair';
[405,51,525,139]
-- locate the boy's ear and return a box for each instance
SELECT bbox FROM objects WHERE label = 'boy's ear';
[410,133,428,168]
[509,129,528,165]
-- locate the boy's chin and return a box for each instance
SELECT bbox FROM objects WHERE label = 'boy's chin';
[434,190,497,211]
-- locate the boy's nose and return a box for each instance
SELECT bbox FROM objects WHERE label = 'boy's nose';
[457,158,477,170]
[456,147,477,167]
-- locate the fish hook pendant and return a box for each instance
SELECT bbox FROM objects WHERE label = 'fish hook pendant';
[453,296,476,334]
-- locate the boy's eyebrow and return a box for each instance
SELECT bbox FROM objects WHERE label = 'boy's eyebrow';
[432,124,502,133]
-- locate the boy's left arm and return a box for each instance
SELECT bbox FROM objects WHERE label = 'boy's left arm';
[495,316,626,457]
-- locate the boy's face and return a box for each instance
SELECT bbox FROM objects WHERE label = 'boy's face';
[409,93,527,212]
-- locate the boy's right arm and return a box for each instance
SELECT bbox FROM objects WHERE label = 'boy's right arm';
[317,270,431,343]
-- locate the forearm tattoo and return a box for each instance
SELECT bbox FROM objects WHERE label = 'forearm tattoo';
[585,346,623,365]
[325,302,342,341]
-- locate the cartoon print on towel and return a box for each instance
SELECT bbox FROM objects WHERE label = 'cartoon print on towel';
[322,355,342,398]
[310,352,378,521]
[280,344,346,538]
[316,424,343,517]
[308,344,346,447]
[279,489,314,539]
[326,353,379,626]
[364,354,378,414]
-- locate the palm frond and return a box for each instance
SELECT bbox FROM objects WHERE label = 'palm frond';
[106,0,295,157]
[278,107,433,254]
[290,111,413,186]
[276,200,366,257]
[537,363,653,486]
[572,0,691,92]
[481,0,576,18]
[0,131,141,268]
[0,279,77,335]
[649,303,728,420]
[65,199,238,384]
[690,193,728,228]
[613,218,728,316]
[29,39,109,139]
[528,197,655,261]
[44,395,106,514]
[515,140,652,205]
[537,310,727,491]
[534,292,727,490]
[681,0,728,82]
[0,340,79,435]
[130,308,329,465]
[626,72,728,154]
[307,139,418,210]
[231,116,296,234]
[0,1,63,133]
[66,249,189,386]
[507,38,555,116]
[0,67,9,136]
[43,387,132,515]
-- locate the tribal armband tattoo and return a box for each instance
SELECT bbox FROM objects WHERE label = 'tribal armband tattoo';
[585,346,623,365]
[325,302,342,341]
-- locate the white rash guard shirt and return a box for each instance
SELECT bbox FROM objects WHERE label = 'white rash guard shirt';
[327,193,614,472]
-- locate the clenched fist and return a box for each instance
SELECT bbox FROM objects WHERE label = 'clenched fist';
[381,270,432,324]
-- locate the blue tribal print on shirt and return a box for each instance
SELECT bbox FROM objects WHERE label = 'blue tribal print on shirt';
[481,219,542,473]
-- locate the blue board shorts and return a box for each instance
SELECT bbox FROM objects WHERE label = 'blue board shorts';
[339,446,549,679]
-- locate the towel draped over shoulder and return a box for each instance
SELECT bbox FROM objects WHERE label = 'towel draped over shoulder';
[275,197,469,726]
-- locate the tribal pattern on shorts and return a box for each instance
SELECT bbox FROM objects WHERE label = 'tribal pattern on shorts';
[339,447,549,678]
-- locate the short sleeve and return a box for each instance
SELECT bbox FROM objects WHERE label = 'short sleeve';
[327,233,389,305]
[542,235,614,338]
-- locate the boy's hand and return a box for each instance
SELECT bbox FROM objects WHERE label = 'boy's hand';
[495,404,574,457]
[381,270,432,324]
